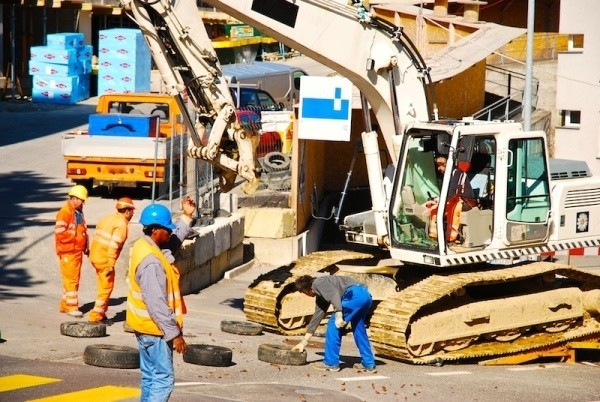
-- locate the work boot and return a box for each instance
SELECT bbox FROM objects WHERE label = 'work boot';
[66,310,83,318]
[89,314,113,325]
[88,312,107,323]
[353,363,377,373]
[312,362,341,372]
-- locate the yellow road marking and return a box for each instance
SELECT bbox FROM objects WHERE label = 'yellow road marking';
[28,385,140,402]
[0,375,61,392]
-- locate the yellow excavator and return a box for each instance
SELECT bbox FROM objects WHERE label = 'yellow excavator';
[124,0,600,364]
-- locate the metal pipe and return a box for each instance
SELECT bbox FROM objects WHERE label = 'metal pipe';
[523,0,535,131]
[151,116,159,203]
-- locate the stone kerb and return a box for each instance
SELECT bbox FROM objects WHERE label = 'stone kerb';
[176,213,245,295]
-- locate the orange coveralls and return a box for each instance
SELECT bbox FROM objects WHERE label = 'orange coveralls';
[55,202,88,313]
[88,212,129,321]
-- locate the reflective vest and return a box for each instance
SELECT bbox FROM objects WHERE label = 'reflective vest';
[126,237,185,335]
[55,201,87,255]
[89,212,128,270]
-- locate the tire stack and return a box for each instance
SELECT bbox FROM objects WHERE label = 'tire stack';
[260,151,292,191]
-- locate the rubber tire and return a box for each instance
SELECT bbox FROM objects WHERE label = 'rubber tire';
[263,152,290,172]
[258,343,307,366]
[183,344,232,367]
[220,320,263,336]
[60,321,106,338]
[83,344,140,369]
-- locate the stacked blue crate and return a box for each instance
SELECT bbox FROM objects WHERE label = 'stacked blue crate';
[97,28,151,95]
[29,32,92,104]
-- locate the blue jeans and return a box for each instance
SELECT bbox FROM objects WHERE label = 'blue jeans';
[136,334,174,402]
[323,285,376,368]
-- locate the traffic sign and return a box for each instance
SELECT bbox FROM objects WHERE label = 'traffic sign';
[298,76,352,141]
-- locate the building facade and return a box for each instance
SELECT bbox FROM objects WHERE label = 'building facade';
[554,0,600,175]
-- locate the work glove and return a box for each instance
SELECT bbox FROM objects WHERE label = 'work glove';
[335,311,347,329]
[292,332,312,353]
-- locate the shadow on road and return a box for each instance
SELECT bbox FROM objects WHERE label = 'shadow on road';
[0,171,68,300]
[0,100,96,147]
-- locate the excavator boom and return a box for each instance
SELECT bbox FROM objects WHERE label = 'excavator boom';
[122,0,259,192]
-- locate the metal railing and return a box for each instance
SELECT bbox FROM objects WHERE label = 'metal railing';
[473,65,539,122]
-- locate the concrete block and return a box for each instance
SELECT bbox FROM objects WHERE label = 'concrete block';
[193,230,215,266]
[180,261,211,295]
[175,254,194,277]
[210,251,229,282]
[241,208,296,238]
[177,237,196,261]
[218,192,238,213]
[227,242,244,269]
[213,222,231,257]
[230,215,244,247]
[245,237,296,266]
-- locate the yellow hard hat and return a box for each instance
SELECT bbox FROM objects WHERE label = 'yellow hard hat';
[68,185,88,201]
[116,197,135,210]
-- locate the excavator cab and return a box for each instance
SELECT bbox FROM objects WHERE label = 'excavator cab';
[388,123,553,266]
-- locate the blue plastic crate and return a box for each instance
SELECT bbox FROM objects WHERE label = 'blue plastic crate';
[88,114,159,137]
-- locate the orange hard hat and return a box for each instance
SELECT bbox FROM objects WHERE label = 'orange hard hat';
[116,197,135,210]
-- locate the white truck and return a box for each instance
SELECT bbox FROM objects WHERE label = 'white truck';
[222,61,308,106]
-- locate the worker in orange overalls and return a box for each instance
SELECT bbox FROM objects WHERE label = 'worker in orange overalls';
[55,185,89,317]
[88,197,136,323]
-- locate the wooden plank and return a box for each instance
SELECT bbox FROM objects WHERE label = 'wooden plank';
[479,345,571,366]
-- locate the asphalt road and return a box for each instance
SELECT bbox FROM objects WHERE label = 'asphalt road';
[1,97,600,401]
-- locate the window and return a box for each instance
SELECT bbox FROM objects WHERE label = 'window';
[560,110,581,128]
[506,138,550,224]
[568,34,584,51]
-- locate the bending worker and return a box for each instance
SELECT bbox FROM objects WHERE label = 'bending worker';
[292,274,377,373]
[88,197,135,323]
[54,185,89,318]
[126,198,195,401]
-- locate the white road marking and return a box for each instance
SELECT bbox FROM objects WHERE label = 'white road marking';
[336,375,389,381]
[506,364,562,371]
[426,371,471,376]
[175,382,215,387]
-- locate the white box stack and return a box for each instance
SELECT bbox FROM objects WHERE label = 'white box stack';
[29,32,92,104]
[97,28,151,95]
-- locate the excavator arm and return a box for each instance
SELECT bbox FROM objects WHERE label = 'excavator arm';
[121,0,259,193]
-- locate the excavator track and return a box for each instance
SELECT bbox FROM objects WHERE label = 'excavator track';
[243,250,374,335]
[369,261,600,364]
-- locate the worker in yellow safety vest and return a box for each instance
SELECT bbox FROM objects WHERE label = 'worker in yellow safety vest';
[55,185,89,317]
[126,197,196,401]
[88,197,136,323]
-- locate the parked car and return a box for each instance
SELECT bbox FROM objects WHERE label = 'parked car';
[229,86,284,112]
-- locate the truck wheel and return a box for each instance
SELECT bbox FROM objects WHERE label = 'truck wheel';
[258,343,307,366]
[60,321,106,338]
[183,344,232,367]
[220,320,263,336]
[74,179,93,193]
[263,152,290,172]
[83,344,139,369]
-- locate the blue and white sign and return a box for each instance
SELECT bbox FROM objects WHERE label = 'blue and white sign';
[298,76,352,141]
